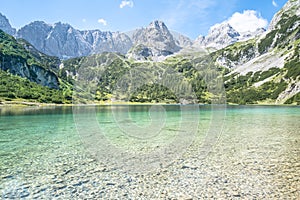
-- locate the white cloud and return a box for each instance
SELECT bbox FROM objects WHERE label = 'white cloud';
[119,0,134,8]
[272,0,278,7]
[227,10,268,33]
[82,18,86,23]
[97,18,107,26]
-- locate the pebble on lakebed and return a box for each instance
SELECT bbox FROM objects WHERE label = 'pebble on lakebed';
[1,133,299,200]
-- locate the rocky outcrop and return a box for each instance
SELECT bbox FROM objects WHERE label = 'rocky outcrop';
[0,30,59,89]
[0,56,59,89]
[127,44,153,61]
[1,12,186,60]
[0,13,16,35]
[238,28,265,41]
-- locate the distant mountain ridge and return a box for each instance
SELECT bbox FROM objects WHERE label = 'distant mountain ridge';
[0,14,192,59]
[0,12,265,59]
[16,21,133,59]
[194,22,265,50]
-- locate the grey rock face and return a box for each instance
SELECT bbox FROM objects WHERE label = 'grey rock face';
[194,22,265,50]
[2,12,182,60]
[84,30,132,55]
[17,21,51,53]
[17,22,132,59]
[176,34,193,47]
[194,35,205,46]
[238,28,266,41]
[171,31,193,47]
[131,20,181,57]
[127,44,153,60]
[45,22,91,58]
[0,58,59,89]
[194,22,240,49]
[0,13,16,35]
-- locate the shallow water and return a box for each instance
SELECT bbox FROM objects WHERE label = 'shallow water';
[0,105,299,198]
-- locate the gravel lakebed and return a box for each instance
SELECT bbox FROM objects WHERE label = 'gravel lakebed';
[0,106,299,199]
[1,127,299,199]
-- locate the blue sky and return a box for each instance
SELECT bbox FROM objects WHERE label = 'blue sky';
[0,0,288,39]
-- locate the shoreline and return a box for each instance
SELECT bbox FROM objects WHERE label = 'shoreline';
[0,99,298,108]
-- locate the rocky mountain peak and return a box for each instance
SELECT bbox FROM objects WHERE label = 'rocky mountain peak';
[130,20,181,58]
[194,21,266,50]
[0,13,16,35]
[209,22,240,38]
[141,20,176,43]
[194,22,240,49]
[52,22,74,31]
[148,20,168,31]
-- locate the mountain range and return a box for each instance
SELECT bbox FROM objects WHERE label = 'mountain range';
[1,12,263,59]
[0,0,299,105]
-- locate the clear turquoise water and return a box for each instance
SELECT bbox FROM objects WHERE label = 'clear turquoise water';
[0,105,299,198]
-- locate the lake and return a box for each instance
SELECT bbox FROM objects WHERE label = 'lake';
[0,105,299,199]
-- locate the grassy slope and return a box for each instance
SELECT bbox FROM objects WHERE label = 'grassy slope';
[215,13,300,105]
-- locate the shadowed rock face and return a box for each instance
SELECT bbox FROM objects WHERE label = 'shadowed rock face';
[0,57,59,89]
[0,13,16,35]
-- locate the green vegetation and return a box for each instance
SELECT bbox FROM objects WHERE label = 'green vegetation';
[258,31,276,54]
[224,68,280,91]
[220,41,256,62]
[283,46,300,80]
[61,54,215,104]
[0,29,73,104]
[0,70,72,104]
[224,67,289,104]
[226,80,287,105]
[0,31,58,72]
[0,34,295,105]
[129,84,177,103]
[258,15,300,54]
[0,29,60,90]
[17,38,61,72]
[285,92,300,105]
